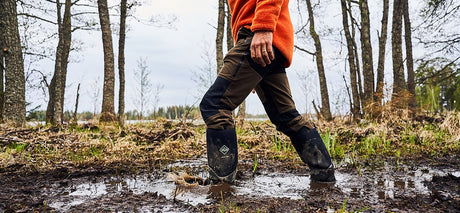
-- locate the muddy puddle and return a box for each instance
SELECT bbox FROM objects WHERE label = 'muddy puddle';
[38,159,460,212]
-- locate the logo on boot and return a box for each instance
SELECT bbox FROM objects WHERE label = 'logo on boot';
[219,145,230,155]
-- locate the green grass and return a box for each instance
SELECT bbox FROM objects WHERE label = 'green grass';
[272,131,281,151]
[7,142,28,153]
[340,197,348,213]
[219,200,240,213]
[322,132,344,159]
[88,145,103,157]
[253,154,258,173]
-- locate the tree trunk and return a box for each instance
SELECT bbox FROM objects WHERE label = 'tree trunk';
[46,0,72,125]
[97,0,116,122]
[226,0,234,51]
[72,83,80,125]
[46,75,57,123]
[0,51,4,121]
[306,0,332,120]
[46,0,62,125]
[391,0,405,99]
[340,0,361,120]
[0,48,5,123]
[118,0,127,126]
[403,0,416,114]
[375,0,389,105]
[359,0,375,109]
[347,0,364,109]
[59,0,72,122]
[216,0,225,73]
[0,0,26,126]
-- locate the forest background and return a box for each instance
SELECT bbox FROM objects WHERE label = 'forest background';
[0,0,459,126]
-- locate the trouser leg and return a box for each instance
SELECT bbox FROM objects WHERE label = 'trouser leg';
[200,29,263,182]
[200,27,334,182]
[254,71,335,182]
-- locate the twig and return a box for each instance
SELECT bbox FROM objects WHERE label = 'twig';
[294,45,315,55]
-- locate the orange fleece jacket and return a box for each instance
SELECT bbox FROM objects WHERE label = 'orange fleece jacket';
[228,0,294,67]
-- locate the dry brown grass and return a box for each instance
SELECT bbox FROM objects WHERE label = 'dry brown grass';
[316,108,459,158]
[0,110,458,174]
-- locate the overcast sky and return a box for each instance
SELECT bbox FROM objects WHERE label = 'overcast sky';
[30,0,426,116]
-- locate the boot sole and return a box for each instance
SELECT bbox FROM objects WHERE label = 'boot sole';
[310,166,336,183]
[209,167,237,183]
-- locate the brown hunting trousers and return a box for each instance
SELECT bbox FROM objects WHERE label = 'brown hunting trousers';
[200,28,314,136]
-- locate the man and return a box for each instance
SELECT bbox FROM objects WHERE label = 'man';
[200,0,335,183]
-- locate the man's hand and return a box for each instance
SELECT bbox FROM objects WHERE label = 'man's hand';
[250,31,275,67]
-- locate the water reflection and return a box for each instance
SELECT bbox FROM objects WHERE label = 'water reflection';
[45,162,458,211]
[207,182,235,200]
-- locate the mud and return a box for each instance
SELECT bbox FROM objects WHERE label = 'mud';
[1,157,459,212]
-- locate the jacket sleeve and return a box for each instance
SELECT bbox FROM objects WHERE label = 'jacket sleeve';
[251,0,284,32]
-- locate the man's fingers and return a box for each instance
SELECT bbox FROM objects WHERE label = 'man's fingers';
[251,44,266,67]
[267,46,275,61]
[250,31,276,67]
[256,47,266,67]
[250,44,256,60]
[262,48,271,65]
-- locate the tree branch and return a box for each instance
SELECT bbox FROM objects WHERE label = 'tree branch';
[294,45,315,55]
[17,13,57,25]
[23,51,53,59]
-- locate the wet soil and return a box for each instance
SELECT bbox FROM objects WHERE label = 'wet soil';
[1,156,459,212]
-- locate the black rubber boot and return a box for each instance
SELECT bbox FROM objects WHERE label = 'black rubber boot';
[206,128,238,183]
[290,127,336,182]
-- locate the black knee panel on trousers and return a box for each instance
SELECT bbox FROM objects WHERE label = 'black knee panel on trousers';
[199,77,232,122]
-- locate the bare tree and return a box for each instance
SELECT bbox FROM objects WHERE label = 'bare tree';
[359,0,375,109]
[90,77,101,117]
[72,83,80,124]
[225,0,234,51]
[0,48,5,122]
[0,51,4,121]
[46,0,72,125]
[133,57,152,119]
[375,0,389,105]
[418,0,460,57]
[216,0,225,73]
[152,83,164,119]
[340,0,361,120]
[15,0,100,123]
[192,42,217,98]
[305,0,332,120]
[0,0,26,126]
[297,70,317,115]
[392,0,405,98]
[403,0,416,114]
[118,0,127,126]
[97,0,116,122]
